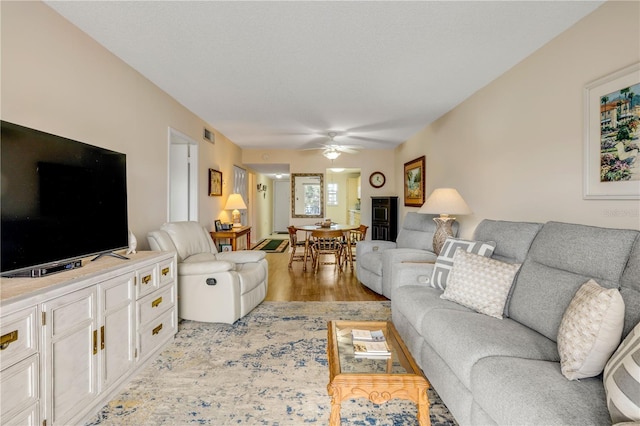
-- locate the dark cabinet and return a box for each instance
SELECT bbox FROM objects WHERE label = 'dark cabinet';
[371,196,398,242]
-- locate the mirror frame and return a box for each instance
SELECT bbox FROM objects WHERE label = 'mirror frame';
[291,173,324,218]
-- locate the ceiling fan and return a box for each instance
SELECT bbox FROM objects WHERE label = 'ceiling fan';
[311,132,361,160]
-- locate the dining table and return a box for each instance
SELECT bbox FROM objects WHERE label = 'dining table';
[294,223,359,271]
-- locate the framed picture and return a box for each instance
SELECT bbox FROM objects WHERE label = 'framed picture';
[209,169,222,196]
[583,62,640,199]
[404,156,426,206]
[220,243,232,252]
[214,220,222,232]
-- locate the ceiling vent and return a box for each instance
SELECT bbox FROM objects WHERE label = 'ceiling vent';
[203,128,214,144]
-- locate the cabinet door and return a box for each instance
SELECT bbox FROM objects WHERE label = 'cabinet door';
[100,274,135,390]
[42,286,98,425]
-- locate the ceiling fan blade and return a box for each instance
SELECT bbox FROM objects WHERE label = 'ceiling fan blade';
[338,146,360,154]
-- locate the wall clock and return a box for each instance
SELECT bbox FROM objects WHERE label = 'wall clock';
[369,171,386,188]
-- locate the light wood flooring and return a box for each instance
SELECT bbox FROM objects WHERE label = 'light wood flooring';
[263,250,387,302]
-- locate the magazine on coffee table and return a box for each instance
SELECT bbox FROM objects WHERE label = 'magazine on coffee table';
[351,329,385,342]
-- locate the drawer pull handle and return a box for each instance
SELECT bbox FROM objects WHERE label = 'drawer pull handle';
[0,330,18,350]
[161,267,170,276]
[151,297,163,308]
[152,324,163,335]
[142,275,152,285]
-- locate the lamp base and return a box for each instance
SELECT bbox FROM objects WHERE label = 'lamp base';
[432,216,456,255]
[232,209,241,228]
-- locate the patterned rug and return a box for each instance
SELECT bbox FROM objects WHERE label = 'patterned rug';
[86,301,457,425]
[252,239,289,253]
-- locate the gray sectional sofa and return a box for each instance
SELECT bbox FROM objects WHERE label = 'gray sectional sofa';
[391,219,640,425]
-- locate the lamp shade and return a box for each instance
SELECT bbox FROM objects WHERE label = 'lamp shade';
[224,193,247,210]
[418,188,471,216]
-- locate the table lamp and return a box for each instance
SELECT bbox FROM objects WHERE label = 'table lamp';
[224,193,247,228]
[418,188,472,255]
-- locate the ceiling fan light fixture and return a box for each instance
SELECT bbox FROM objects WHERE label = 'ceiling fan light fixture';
[323,148,341,160]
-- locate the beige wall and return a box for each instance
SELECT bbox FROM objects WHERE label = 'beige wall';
[396,1,640,238]
[1,1,244,249]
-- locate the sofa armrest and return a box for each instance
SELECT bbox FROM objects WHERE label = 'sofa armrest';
[381,248,437,298]
[389,261,436,295]
[215,250,266,264]
[357,240,397,257]
[178,260,235,275]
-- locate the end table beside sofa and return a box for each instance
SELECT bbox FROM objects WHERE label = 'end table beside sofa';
[361,217,639,425]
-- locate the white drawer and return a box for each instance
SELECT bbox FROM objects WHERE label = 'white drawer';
[0,306,37,367]
[138,307,176,362]
[136,264,158,299]
[137,284,176,327]
[2,402,39,426]
[158,259,175,287]
[0,354,39,420]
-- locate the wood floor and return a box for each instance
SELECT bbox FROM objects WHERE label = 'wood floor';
[264,250,387,302]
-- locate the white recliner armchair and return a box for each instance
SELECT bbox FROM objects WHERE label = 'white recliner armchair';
[147,221,268,324]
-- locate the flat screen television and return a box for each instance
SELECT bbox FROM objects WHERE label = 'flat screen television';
[1,120,129,277]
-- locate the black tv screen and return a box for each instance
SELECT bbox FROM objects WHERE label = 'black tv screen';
[1,120,128,276]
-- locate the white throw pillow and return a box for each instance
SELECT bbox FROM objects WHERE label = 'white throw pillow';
[557,279,625,381]
[430,237,496,290]
[440,249,521,319]
[604,321,640,424]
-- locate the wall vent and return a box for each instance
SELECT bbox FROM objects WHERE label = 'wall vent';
[203,128,214,144]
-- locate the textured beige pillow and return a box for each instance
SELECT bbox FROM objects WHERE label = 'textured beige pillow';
[440,249,521,319]
[557,279,625,381]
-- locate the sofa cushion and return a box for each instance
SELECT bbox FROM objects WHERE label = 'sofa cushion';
[441,249,521,319]
[392,285,472,331]
[508,222,638,342]
[557,279,624,380]
[430,238,496,290]
[604,321,640,424]
[620,235,640,338]
[395,212,440,251]
[471,357,611,425]
[419,309,559,389]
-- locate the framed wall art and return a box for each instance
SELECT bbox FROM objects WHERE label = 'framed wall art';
[583,62,640,199]
[209,169,222,196]
[404,156,425,206]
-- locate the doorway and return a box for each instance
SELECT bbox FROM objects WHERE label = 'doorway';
[168,128,198,222]
[273,179,290,233]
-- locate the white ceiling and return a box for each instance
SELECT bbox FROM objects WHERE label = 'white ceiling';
[46,1,603,153]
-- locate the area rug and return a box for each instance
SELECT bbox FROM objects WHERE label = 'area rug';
[86,301,457,425]
[252,238,289,253]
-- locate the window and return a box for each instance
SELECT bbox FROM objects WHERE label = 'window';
[327,183,338,206]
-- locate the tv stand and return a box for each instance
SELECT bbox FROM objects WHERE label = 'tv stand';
[92,251,130,262]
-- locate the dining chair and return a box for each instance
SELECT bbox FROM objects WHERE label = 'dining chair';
[344,224,368,271]
[310,229,344,273]
[287,226,308,270]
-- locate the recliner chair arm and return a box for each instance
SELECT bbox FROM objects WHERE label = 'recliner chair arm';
[216,250,266,264]
[356,240,397,256]
[178,260,235,275]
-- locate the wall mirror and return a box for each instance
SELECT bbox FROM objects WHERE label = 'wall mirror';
[291,173,324,218]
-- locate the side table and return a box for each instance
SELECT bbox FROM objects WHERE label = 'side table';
[210,225,251,251]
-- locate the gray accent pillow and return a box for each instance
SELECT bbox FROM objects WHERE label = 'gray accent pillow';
[430,237,496,290]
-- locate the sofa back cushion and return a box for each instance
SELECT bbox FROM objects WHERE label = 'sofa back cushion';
[472,219,543,264]
[396,212,458,251]
[620,235,640,338]
[508,222,638,342]
[161,221,218,262]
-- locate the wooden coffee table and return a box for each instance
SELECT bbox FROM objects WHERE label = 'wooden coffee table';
[327,320,431,425]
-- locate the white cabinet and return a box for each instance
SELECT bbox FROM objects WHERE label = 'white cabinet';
[0,251,177,426]
[42,286,99,425]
